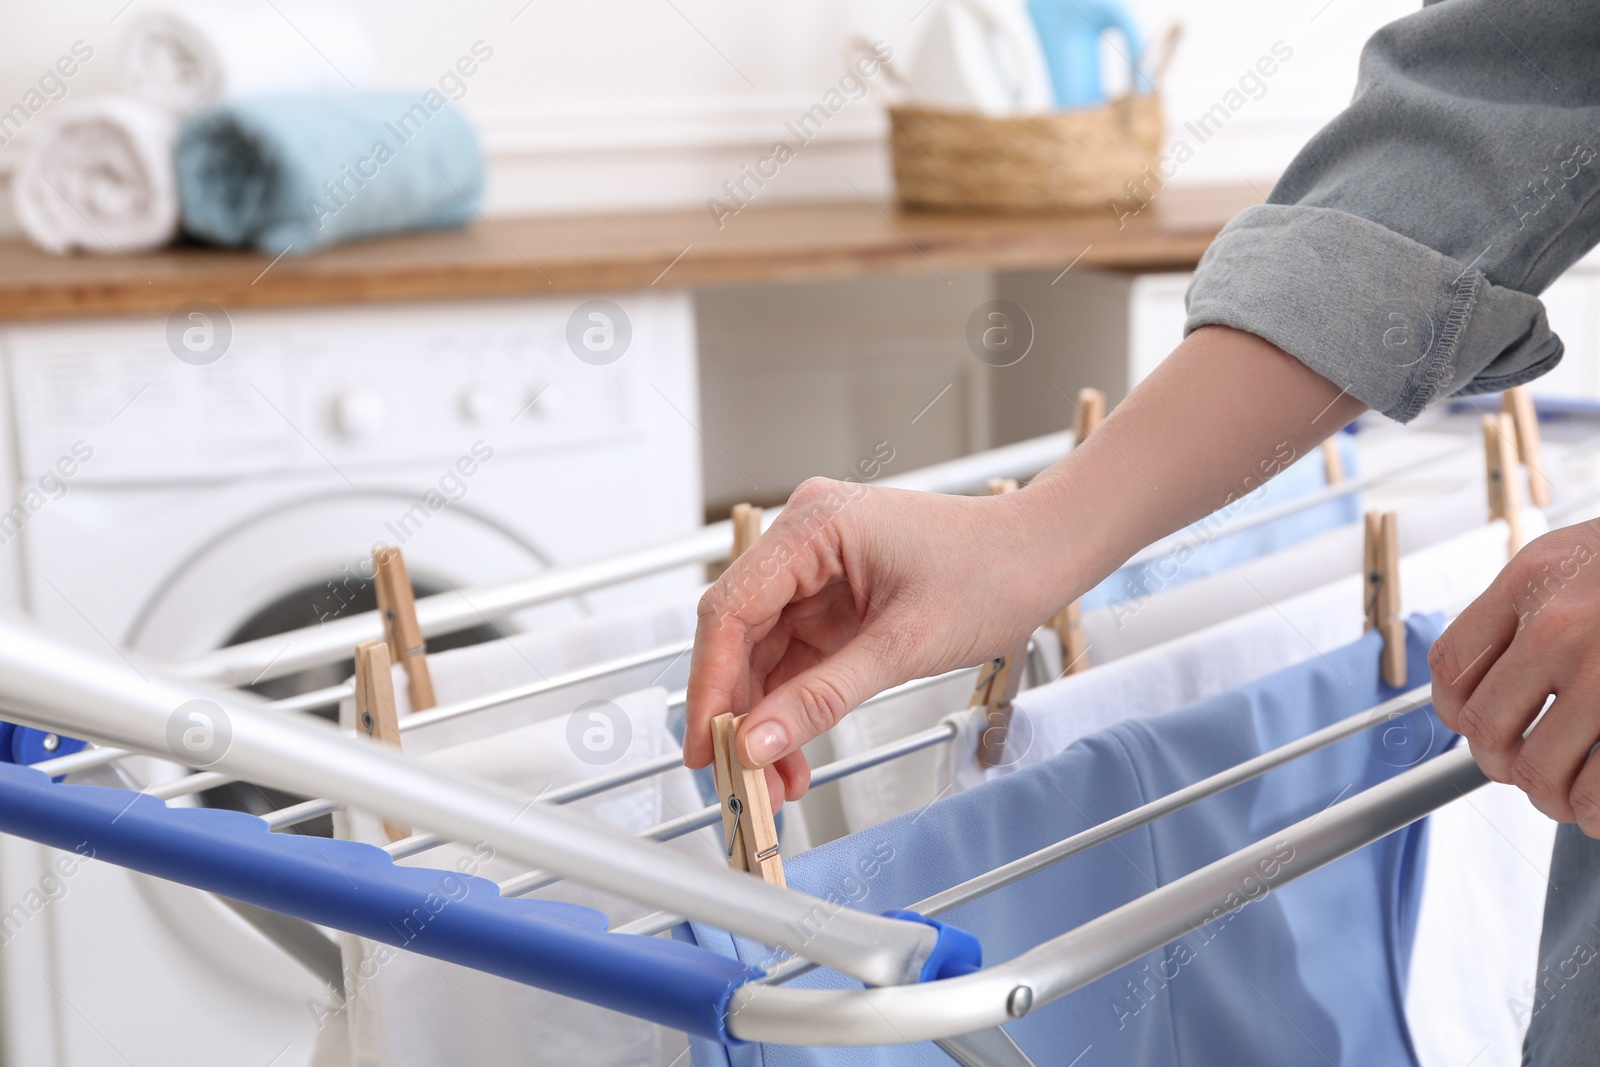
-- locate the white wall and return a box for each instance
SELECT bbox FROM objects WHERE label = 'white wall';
[0,0,1416,229]
[1130,0,1418,187]
[4,1,1462,504]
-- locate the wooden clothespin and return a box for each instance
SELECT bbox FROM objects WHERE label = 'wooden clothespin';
[1052,600,1089,677]
[1483,413,1527,557]
[1073,387,1106,443]
[1048,388,1106,676]
[354,640,409,842]
[1502,386,1551,507]
[730,502,764,561]
[709,713,785,885]
[373,546,435,712]
[972,476,1033,765]
[1362,511,1406,688]
[1320,437,1346,485]
[971,644,1029,768]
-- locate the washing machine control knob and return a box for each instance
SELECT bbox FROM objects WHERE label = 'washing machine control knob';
[332,390,386,440]
[524,383,559,418]
[458,387,495,424]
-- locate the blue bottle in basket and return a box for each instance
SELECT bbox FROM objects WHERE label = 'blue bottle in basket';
[1027,0,1146,107]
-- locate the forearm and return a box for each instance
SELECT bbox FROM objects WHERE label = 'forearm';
[1017,325,1366,614]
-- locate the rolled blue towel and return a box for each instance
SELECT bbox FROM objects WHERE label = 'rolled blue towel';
[175,92,483,253]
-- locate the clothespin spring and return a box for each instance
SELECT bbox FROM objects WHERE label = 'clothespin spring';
[723,794,745,859]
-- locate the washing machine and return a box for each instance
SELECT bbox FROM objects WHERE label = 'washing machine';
[0,291,704,1067]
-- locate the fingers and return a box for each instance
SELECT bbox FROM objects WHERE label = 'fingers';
[1512,688,1600,823]
[1429,573,1519,730]
[683,539,812,770]
[746,753,812,815]
[683,606,768,769]
[773,749,812,802]
[685,479,874,769]
[685,581,862,769]
[1430,525,1600,828]
[762,763,786,811]
[736,633,897,769]
[1569,748,1600,839]
[1449,631,1555,784]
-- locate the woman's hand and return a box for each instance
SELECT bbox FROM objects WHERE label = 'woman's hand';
[681,476,1072,802]
[680,327,1367,804]
[1431,522,1600,835]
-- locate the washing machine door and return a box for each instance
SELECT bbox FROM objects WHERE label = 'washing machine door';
[26,491,580,1067]
[125,486,578,667]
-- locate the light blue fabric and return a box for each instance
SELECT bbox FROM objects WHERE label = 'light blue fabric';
[687,614,1446,1066]
[1077,432,1359,614]
[176,92,483,253]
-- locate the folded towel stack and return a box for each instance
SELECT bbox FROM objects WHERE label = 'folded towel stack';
[12,4,483,257]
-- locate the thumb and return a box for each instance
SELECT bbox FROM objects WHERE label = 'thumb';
[736,636,898,768]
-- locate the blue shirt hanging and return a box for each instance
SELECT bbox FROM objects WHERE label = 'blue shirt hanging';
[686,613,1444,1066]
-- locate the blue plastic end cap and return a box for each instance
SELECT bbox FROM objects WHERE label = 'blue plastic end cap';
[10,727,87,779]
[884,909,983,982]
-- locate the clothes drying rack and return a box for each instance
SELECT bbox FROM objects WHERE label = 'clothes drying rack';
[0,614,1486,1061]
[0,411,1590,1064]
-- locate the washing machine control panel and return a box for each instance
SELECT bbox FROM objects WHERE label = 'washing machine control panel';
[4,295,690,483]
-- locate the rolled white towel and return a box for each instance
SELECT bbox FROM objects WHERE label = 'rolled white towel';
[119,2,376,114]
[12,95,180,255]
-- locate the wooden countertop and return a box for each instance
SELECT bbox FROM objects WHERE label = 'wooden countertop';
[0,184,1259,322]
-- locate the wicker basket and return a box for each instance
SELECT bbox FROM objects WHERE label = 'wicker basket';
[888,92,1163,213]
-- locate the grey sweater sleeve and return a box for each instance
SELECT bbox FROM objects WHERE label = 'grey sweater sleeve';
[1185,0,1600,421]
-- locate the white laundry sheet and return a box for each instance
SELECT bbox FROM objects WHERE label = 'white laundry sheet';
[312,599,721,1067]
[385,594,813,853]
[811,495,1512,839]
[813,664,984,838]
[384,595,700,752]
[1406,781,1555,1067]
[315,685,718,1067]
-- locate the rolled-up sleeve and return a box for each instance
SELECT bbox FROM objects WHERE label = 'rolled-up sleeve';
[1186,0,1600,421]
